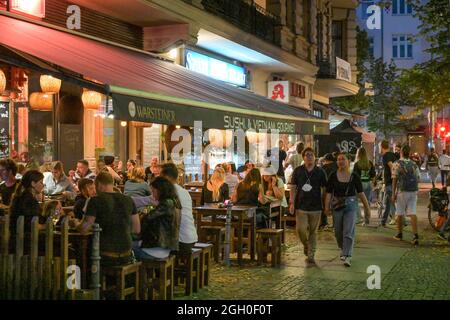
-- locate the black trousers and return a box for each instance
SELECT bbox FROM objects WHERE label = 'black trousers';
[441,170,449,187]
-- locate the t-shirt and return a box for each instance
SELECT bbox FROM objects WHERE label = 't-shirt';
[9,191,45,233]
[0,180,19,205]
[392,158,420,192]
[124,180,151,197]
[326,172,363,197]
[353,161,376,182]
[290,165,327,211]
[224,173,239,195]
[382,152,397,186]
[174,184,198,244]
[85,192,137,253]
[73,195,88,220]
[426,154,439,167]
[287,153,303,170]
[322,162,338,179]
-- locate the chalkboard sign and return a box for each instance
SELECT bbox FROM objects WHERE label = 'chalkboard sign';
[143,125,161,166]
[59,124,83,173]
[0,102,9,158]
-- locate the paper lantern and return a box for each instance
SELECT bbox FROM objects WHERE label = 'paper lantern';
[40,75,61,93]
[29,92,53,111]
[82,90,102,110]
[208,129,233,148]
[0,69,6,95]
[130,121,152,128]
[246,131,267,144]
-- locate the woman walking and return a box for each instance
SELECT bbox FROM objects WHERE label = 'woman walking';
[353,147,376,225]
[324,153,371,267]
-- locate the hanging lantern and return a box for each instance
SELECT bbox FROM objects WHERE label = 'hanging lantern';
[40,75,61,94]
[130,121,152,128]
[246,131,267,144]
[0,69,6,95]
[82,90,102,110]
[208,129,233,148]
[29,92,53,111]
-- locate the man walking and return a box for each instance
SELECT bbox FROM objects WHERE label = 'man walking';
[289,147,327,264]
[439,149,450,187]
[285,142,304,171]
[425,148,440,188]
[380,140,397,227]
[392,145,420,245]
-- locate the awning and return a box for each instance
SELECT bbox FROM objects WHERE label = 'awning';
[0,13,329,135]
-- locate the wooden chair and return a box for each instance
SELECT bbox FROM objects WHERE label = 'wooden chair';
[193,243,213,288]
[256,229,283,267]
[102,261,142,300]
[200,226,225,262]
[269,201,282,229]
[174,248,201,296]
[140,255,175,300]
[280,214,296,244]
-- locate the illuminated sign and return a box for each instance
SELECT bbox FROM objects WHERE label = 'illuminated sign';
[268,81,289,103]
[185,50,246,87]
[11,0,45,18]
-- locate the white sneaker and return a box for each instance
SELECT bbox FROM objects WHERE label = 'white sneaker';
[388,218,396,225]
[340,255,345,261]
[344,257,352,267]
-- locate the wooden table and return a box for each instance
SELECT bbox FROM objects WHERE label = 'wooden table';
[188,190,202,207]
[193,204,257,266]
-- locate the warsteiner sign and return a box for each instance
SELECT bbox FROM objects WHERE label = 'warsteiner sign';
[112,93,328,135]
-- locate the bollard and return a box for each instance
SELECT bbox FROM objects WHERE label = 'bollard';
[90,223,101,300]
[223,201,233,267]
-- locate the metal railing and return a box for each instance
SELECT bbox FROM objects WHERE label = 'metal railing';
[317,58,337,78]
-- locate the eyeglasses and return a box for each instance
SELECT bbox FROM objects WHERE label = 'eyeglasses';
[304,153,314,157]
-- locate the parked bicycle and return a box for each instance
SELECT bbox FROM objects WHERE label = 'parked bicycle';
[428,187,449,232]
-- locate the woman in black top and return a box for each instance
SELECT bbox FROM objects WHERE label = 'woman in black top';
[201,167,229,205]
[324,153,371,267]
[353,147,376,225]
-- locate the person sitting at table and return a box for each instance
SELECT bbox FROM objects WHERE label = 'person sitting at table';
[95,159,108,176]
[237,160,254,180]
[42,200,63,225]
[9,170,46,233]
[201,167,229,205]
[16,163,26,180]
[73,178,96,220]
[221,162,239,195]
[103,155,122,185]
[75,171,140,268]
[161,163,198,255]
[0,159,20,209]
[134,176,181,261]
[73,160,96,184]
[145,156,159,182]
[43,161,76,200]
[260,166,288,209]
[126,160,136,179]
[124,167,151,197]
[231,168,268,228]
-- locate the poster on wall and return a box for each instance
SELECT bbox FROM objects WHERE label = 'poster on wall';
[0,102,9,158]
[143,124,161,165]
[336,57,352,82]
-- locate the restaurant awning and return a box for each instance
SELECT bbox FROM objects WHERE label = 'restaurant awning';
[0,13,329,135]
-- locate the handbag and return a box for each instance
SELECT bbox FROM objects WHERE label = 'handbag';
[331,175,353,211]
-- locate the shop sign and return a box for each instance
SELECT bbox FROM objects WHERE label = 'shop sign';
[268,81,289,103]
[290,82,306,99]
[11,0,45,18]
[185,50,246,87]
[336,57,352,83]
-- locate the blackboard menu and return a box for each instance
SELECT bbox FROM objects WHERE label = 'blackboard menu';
[143,125,161,165]
[0,102,9,158]
[59,124,83,173]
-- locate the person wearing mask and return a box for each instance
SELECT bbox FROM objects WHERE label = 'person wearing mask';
[324,153,371,267]
[439,149,450,188]
[221,162,239,195]
[289,147,327,264]
[261,166,287,208]
[43,161,76,200]
[9,170,46,233]
[124,167,151,197]
[201,167,229,205]
[103,155,122,184]
[161,163,198,255]
[353,147,376,226]
[425,148,440,188]
[0,159,20,209]
[135,176,181,260]
[380,140,397,227]
[145,156,159,182]
[391,145,420,245]
[284,142,304,171]
[232,168,268,228]
[75,172,141,268]
[73,178,96,220]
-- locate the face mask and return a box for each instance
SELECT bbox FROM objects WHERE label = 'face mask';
[302,183,313,192]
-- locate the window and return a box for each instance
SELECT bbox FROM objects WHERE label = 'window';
[361,1,375,18]
[392,35,413,58]
[302,0,311,39]
[392,0,413,15]
[332,21,344,59]
[312,109,323,118]
[368,37,374,57]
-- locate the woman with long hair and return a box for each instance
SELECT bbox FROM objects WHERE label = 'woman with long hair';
[135,176,181,260]
[353,147,376,225]
[260,166,287,208]
[124,167,151,197]
[9,170,46,232]
[324,153,371,267]
[201,167,229,204]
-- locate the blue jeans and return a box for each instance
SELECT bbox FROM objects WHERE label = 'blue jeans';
[333,197,357,257]
[356,182,372,224]
[382,184,395,224]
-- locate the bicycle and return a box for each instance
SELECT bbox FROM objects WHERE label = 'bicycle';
[428,187,449,232]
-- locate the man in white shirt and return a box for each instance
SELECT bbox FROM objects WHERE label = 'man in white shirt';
[161,163,198,254]
[439,149,450,187]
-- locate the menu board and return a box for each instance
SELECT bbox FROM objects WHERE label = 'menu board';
[143,124,161,166]
[0,102,9,158]
[59,124,83,173]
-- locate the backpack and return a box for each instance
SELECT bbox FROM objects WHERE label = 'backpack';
[398,160,419,192]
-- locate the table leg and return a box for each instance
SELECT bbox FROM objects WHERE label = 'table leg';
[237,214,243,266]
[250,210,256,261]
[195,211,201,239]
[80,238,88,288]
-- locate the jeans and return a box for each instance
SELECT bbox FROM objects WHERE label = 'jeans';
[295,210,321,256]
[441,170,449,187]
[382,184,395,224]
[356,181,372,224]
[333,197,357,257]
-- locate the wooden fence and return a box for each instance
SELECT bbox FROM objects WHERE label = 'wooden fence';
[0,215,101,300]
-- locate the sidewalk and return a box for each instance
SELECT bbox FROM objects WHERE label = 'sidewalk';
[180,184,450,300]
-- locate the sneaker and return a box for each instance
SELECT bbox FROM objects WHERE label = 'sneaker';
[437,233,447,241]
[388,218,396,225]
[340,255,345,261]
[343,256,352,267]
[411,235,419,246]
[393,233,403,241]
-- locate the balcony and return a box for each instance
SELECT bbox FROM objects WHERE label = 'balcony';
[314,58,359,98]
[183,0,281,45]
[317,59,337,79]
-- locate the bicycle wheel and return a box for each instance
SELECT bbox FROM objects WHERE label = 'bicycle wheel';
[428,204,448,232]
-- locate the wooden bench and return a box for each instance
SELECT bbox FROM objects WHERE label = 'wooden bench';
[256,229,283,268]
[140,255,175,300]
[174,248,201,296]
[102,261,142,300]
[193,243,213,288]
[199,226,225,262]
